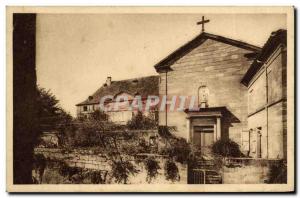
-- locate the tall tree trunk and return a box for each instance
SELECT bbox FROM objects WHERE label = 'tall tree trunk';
[13,13,37,184]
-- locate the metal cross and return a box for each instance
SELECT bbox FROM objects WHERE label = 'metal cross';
[197,16,210,32]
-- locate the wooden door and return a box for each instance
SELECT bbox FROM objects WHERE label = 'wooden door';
[193,125,215,149]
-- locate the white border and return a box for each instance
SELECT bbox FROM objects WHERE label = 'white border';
[3,4,296,194]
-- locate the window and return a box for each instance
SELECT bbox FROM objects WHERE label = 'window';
[83,106,87,111]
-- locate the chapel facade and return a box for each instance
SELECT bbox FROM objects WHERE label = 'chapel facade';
[154,30,287,159]
[76,29,287,160]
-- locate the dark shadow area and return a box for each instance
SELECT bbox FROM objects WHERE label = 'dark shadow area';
[13,13,37,184]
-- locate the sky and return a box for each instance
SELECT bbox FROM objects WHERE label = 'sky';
[36,13,286,116]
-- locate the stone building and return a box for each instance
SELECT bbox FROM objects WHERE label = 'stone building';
[76,76,159,124]
[76,29,287,160]
[154,32,261,152]
[241,29,287,159]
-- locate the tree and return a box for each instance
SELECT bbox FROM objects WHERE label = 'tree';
[36,86,72,128]
[36,86,73,146]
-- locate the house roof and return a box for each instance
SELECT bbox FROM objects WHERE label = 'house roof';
[241,29,287,86]
[76,75,159,106]
[154,32,261,72]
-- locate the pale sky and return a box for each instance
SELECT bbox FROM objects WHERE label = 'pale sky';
[36,14,286,116]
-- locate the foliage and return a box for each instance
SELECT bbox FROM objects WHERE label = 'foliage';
[36,86,73,148]
[49,104,191,184]
[158,126,172,138]
[212,139,244,157]
[267,160,287,183]
[36,86,60,119]
[164,160,180,182]
[158,127,192,164]
[144,158,160,183]
[126,111,157,130]
[61,118,125,148]
[111,160,139,184]
[90,109,108,121]
[136,138,151,153]
[37,86,72,129]
[161,137,192,164]
[58,162,82,179]
[158,125,176,139]
[90,170,108,184]
[32,154,47,183]
[37,138,58,148]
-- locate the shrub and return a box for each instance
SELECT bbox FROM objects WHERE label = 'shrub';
[111,160,139,184]
[90,170,108,184]
[160,137,191,164]
[58,161,83,180]
[32,154,47,183]
[126,111,156,130]
[212,139,244,157]
[90,109,108,121]
[144,158,160,183]
[158,126,177,139]
[136,138,151,153]
[164,160,180,182]
[267,160,287,183]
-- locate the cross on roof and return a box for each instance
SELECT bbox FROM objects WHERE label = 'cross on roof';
[197,16,210,32]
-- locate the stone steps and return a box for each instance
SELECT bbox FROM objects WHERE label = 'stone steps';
[205,171,222,184]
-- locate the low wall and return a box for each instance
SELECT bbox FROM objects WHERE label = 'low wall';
[34,148,187,184]
[35,148,111,170]
[222,158,285,184]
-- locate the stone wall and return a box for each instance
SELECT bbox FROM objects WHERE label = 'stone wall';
[159,38,254,145]
[35,148,111,170]
[34,148,187,184]
[246,45,287,159]
[222,158,285,184]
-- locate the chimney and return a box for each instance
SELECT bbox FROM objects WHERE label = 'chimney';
[106,76,112,86]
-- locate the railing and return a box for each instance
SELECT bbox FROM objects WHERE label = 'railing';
[189,168,222,184]
[191,169,206,184]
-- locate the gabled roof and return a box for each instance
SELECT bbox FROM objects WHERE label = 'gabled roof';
[241,29,287,86]
[76,75,159,106]
[154,32,261,72]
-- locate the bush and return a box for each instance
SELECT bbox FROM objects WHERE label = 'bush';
[126,111,156,130]
[160,137,191,164]
[144,158,160,183]
[90,109,108,121]
[90,170,108,184]
[164,160,180,182]
[212,139,244,157]
[111,160,139,184]
[267,160,287,183]
[58,161,83,180]
[158,126,177,139]
[32,154,47,183]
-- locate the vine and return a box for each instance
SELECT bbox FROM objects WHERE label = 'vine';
[164,160,180,182]
[144,157,160,183]
[111,160,139,184]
